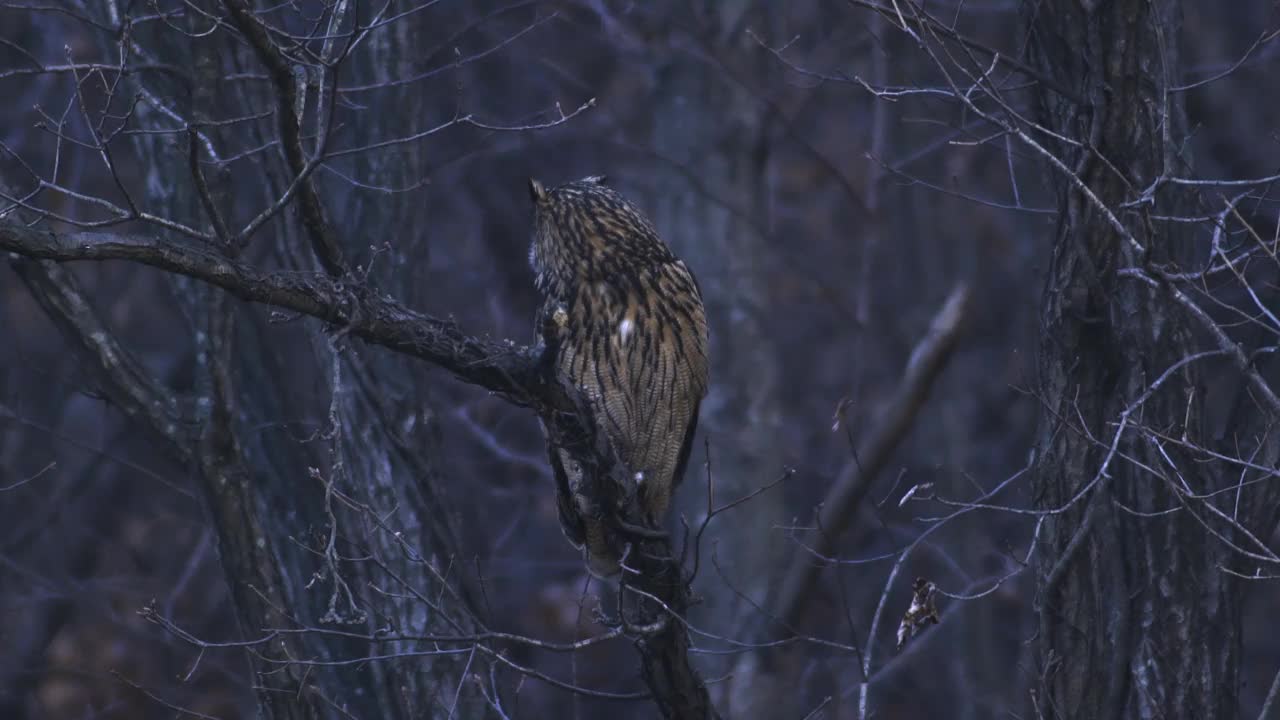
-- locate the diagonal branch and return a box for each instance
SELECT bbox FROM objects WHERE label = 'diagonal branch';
[771,283,970,633]
[0,219,542,405]
[844,0,1084,104]
[9,258,191,456]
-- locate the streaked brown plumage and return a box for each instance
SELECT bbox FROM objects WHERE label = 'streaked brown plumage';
[528,176,709,576]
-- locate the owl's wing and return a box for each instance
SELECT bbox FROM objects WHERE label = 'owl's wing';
[670,397,701,493]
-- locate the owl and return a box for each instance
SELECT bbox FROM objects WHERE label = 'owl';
[528,175,709,576]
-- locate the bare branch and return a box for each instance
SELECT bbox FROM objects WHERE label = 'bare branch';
[0,219,542,404]
[772,283,970,631]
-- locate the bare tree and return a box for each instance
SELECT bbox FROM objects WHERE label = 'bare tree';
[1026,1,1280,716]
[4,1,1280,719]
[751,0,1280,717]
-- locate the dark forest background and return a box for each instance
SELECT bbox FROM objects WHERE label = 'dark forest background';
[1,1,1279,718]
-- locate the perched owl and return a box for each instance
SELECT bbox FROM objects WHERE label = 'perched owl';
[528,175,709,576]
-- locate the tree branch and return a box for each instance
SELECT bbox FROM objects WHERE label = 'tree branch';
[771,283,970,633]
[222,0,349,274]
[0,220,541,405]
[9,257,190,456]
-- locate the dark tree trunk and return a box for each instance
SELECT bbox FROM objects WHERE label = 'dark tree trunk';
[77,5,487,718]
[1026,2,1252,717]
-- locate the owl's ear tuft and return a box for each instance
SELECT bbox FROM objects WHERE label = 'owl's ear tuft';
[528,178,547,204]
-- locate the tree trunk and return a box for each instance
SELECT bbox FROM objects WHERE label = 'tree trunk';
[93,5,487,717]
[1027,1,1246,717]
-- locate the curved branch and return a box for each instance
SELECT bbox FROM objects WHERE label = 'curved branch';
[0,220,541,405]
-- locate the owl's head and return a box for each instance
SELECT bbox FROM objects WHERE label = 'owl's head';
[527,175,608,204]
[527,175,671,281]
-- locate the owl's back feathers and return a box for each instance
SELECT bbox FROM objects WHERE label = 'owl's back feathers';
[529,177,709,575]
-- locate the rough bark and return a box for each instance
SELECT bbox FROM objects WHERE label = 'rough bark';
[1026,2,1270,717]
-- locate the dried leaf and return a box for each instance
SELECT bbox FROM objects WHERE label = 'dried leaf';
[897,576,940,650]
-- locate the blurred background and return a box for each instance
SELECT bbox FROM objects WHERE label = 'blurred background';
[1,1,1278,718]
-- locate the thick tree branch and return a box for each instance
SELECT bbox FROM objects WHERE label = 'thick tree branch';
[0,220,541,405]
[9,258,190,456]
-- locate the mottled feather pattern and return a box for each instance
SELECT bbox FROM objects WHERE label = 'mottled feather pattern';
[529,177,709,575]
